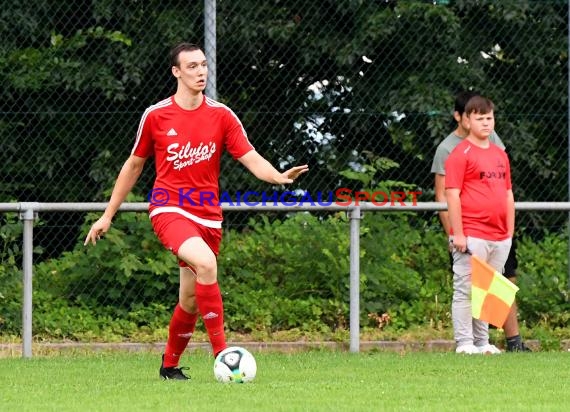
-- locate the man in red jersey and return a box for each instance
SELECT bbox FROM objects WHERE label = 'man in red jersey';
[446,96,514,355]
[84,43,308,380]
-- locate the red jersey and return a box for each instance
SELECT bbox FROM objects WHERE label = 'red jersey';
[132,95,254,227]
[445,139,512,241]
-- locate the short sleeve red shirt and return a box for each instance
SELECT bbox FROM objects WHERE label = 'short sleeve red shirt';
[445,139,512,240]
[131,95,254,224]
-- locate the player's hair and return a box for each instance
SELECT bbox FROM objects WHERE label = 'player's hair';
[454,90,481,115]
[169,42,203,67]
[464,95,495,116]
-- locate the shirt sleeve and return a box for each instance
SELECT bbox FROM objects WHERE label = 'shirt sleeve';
[223,108,255,159]
[431,144,449,175]
[445,148,466,190]
[131,108,154,158]
[490,131,506,151]
[504,151,512,191]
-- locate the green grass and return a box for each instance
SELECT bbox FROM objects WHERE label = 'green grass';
[1,350,569,411]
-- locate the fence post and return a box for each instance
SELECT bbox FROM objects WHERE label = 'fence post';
[19,202,39,358]
[204,0,217,100]
[566,2,570,291]
[349,207,361,353]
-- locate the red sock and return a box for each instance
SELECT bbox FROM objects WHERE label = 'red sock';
[195,281,227,356]
[163,303,198,368]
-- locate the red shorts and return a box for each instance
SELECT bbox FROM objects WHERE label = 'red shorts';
[151,213,222,267]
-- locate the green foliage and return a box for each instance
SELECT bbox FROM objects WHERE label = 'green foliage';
[0,213,24,332]
[1,0,568,260]
[35,211,179,310]
[1,209,569,340]
[336,152,451,329]
[362,216,452,330]
[32,290,171,341]
[218,211,452,332]
[23,195,179,338]
[339,151,416,193]
[5,27,132,97]
[219,213,351,334]
[517,231,570,328]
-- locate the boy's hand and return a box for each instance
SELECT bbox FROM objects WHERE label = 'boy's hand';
[452,234,467,253]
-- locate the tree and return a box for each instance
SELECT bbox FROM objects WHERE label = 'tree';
[0,0,567,259]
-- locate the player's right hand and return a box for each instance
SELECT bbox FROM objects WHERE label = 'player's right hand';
[84,216,113,246]
[451,234,467,253]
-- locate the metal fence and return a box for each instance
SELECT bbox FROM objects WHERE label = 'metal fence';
[1,0,568,259]
[1,1,570,354]
[3,201,569,357]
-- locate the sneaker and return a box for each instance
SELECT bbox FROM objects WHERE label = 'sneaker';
[477,344,502,355]
[159,354,190,380]
[506,342,532,352]
[456,344,481,354]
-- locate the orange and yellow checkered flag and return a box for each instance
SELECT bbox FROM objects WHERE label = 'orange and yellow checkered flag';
[471,255,519,328]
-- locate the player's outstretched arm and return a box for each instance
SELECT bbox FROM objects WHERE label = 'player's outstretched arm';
[84,155,147,246]
[238,150,308,185]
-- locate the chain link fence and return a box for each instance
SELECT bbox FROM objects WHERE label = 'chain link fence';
[2,1,569,246]
[1,0,569,339]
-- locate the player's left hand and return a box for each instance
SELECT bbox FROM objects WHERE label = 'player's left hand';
[277,165,309,184]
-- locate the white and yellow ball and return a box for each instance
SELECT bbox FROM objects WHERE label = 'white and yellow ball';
[213,346,257,383]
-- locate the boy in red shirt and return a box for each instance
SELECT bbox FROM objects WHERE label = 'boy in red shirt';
[445,96,514,355]
[84,43,308,379]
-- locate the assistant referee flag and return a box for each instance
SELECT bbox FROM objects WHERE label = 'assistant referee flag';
[471,255,519,328]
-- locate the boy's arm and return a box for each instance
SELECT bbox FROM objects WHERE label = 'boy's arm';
[506,189,515,237]
[434,174,451,235]
[432,144,452,235]
[446,188,467,252]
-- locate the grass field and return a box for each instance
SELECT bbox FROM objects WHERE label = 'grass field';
[1,350,569,411]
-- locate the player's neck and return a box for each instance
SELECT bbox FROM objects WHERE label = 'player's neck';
[453,126,468,139]
[466,135,490,148]
[173,91,204,110]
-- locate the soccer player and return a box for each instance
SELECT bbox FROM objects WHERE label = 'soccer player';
[84,42,309,379]
[431,91,530,352]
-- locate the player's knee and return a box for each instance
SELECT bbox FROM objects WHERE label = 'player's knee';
[195,256,217,274]
[194,257,218,283]
[178,242,217,278]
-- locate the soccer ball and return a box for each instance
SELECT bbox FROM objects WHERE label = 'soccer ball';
[213,346,257,383]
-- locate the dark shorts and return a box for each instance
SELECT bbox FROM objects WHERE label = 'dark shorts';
[448,237,517,278]
[503,237,518,278]
[151,212,222,267]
